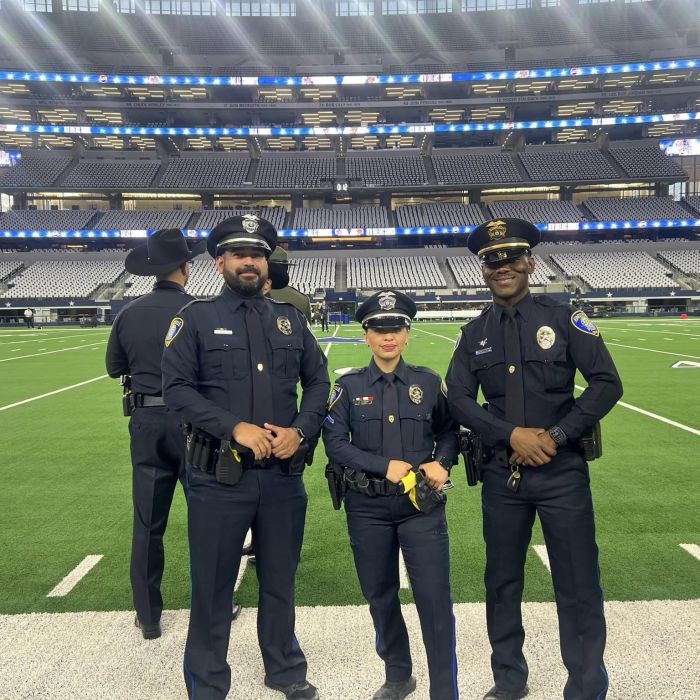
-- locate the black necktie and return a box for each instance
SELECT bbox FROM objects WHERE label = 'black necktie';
[503,308,526,428]
[381,373,403,460]
[243,299,273,427]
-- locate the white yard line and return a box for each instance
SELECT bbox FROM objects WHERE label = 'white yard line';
[0,374,109,412]
[46,555,103,597]
[324,325,340,357]
[605,342,700,360]
[398,549,410,589]
[598,326,699,337]
[234,530,253,592]
[0,341,105,362]
[679,544,700,563]
[532,545,551,573]
[0,333,109,345]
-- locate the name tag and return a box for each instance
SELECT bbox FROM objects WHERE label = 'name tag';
[475,347,492,355]
[214,328,233,335]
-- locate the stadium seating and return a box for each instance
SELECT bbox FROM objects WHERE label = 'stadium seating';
[0,155,71,189]
[549,251,678,289]
[682,196,700,216]
[582,196,689,221]
[1,260,124,298]
[195,207,287,231]
[658,249,700,276]
[255,153,336,189]
[346,150,427,187]
[124,257,221,299]
[487,200,585,223]
[0,209,96,230]
[293,206,389,230]
[347,256,446,290]
[608,146,687,180]
[394,203,486,228]
[432,149,523,186]
[62,159,160,189]
[97,210,194,231]
[519,150,619,182]
[288,257,336,294]
[160,155,250,190]
[0,259,23,281]
[447,254,557,288]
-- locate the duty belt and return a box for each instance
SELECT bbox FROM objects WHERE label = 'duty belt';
[133,394,166,408]
[343,468,402,497]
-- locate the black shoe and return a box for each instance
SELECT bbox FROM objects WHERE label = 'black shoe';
[134,615,161,640]
[372,676,417,700]
[231,603,242,621]
[482,686,529,700]
[264,677,319,699]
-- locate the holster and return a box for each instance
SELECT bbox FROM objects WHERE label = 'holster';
[121,375,133,417]
[215,441,244,486]
[325,462,347,510]
[410,468,447,514]
[578,421,602,461]
[459,429,482,487]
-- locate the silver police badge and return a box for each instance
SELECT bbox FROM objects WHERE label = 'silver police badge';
[242,215,260,234]
[277,316,292,335]
[409,384,423,404]
[378,291,396,311]
[536,326,556,350]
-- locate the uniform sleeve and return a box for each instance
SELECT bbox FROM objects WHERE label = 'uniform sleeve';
[556,315,623,440]
[431,381,460,467]
[105,313,129,378]
[161,305,243,440]
[293,315,331,439]
[322,379,391,477]
[445,328,516,446]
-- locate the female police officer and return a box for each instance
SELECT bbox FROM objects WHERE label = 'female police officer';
[322,290,459,700]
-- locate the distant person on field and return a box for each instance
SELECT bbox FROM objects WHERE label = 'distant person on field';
[23,307,34,328]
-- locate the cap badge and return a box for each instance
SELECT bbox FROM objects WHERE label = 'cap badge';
[242,215,260,234]
[536,326,556,350]
[409,384,423,405]
[486,220,507,240]
[277,316,292,335]
[378,291,397,310]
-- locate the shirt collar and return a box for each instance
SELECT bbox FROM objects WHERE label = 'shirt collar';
[153,280,186,293]
[367,357,409,385]
[491,292,534,322]
[222,284,264,312]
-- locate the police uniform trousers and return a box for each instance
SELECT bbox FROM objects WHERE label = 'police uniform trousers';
[481,451,608,700]
[128,405,186,626]
[344,490,458,700]
[184,464,308,700]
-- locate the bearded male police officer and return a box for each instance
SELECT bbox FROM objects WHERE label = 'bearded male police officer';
[161,215,329,700]
[445,219,623,700]
[323,290,459,700]
[105,228,205,639]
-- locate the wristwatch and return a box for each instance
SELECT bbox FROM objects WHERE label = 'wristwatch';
[547,425,568,448]
[436,455,452,471]
[292,426,306,444]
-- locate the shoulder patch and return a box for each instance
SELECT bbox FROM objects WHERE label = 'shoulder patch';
[165,316,184,347]
[570,310,599,337]
[327,384,343,412]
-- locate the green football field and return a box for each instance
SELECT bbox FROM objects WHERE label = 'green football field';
[0,318,698,616]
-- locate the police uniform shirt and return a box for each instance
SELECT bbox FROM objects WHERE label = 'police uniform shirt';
[445,293,622,450]
[106,280,193,395]
[161,284,330,441]
[323,357,459,476]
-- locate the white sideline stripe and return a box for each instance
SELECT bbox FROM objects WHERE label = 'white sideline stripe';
[411,327,455,342]
[0,341,105,362]
[679,544,700,562]
[323,324,340,357]
[606,342,700,360]
[532,545,551,573]
[46,555,103,597]
[600,326,699,337]
[398,549,410,589]
[235,530,254,592]
[0,374,109,412]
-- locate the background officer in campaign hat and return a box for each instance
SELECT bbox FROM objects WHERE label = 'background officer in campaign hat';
[266,246,313,322]
[445,218,623,700]
[105,228,205,640]
[323,290,459,700]
[162,214,330,700]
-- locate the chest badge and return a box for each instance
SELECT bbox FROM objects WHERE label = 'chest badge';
[409,384,424,405]
[277,316,292,336]
[536,326,556,350]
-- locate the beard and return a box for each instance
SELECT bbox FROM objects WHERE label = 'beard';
[223,265,268,297]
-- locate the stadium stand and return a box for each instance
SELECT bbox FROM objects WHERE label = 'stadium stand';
[160,155,250,190]
[582,196,690,221]
[0,259,23,282]
[1,260,124,298]
[293,205,390,230]
[658,249,700,276]
[62,158,160,190]
[346,150,428,188]
[288,257,336,295]
[255,153,336,189]
[487,200,585,223]
[432,149,523,186]
[682,196,700,216]
[447,254,557,288]
[394,203,486,228]
[97,210,194,231]
[0,209,96,230]
[347,256,446,290]
[0,154,71,189]
[549,251,678,289]
[608,146,687,180]
[519,149,619,182]
[195,207,287,231]
[124,258,221,299]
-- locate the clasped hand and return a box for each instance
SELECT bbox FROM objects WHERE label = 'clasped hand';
[509,427,558,467]
[232,422,301,461]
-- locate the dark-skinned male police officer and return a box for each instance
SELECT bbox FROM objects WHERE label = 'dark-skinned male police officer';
[161,215,329,700]
[445,219,623,700]
[105,228,205,640]
[323,290,459,700]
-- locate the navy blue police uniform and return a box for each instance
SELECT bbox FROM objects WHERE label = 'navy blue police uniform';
[161,216,329,700]
[105,228,205,639]
[445,219,623,700]
[322,290,460,700]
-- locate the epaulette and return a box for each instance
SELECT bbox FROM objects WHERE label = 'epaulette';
[533,294,564,308]
[267,296,294,307]
[179,297,216,312]
[340,367,366,377]
[406,364,440,380]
